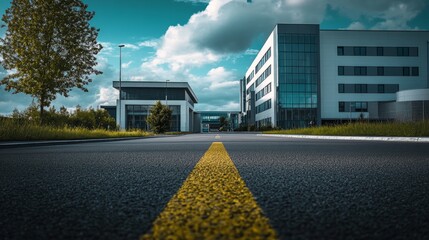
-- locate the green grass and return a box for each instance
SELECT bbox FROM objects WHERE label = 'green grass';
[0,119,153,141]
[263,121,429,137]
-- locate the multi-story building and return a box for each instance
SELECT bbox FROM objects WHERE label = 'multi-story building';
[199,111,240,132]
[241,24,429,129]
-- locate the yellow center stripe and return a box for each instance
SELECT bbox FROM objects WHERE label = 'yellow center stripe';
[141,142,277,240]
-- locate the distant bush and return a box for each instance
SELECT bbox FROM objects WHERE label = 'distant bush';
[0,118,151,141]
[8,104,117,130]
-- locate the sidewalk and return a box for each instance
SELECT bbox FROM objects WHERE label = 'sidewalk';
[257,134,429,143]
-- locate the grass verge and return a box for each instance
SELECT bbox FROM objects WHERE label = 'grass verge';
[263,121,429,137]
[0,119,153,141]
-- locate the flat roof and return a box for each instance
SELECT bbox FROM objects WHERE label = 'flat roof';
[113,81,198,103]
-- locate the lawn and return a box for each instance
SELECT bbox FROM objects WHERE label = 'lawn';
[0,119,153,141]
[263,121,429,137]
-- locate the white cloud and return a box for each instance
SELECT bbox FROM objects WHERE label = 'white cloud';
[99,41,114,56]
[122,43,140,50]
[244,49,259,55]
[121,61,133,69]
[344,21,366,30]
[95,87,118,106]
[371,3,421,30]
[329,0,426,30]
[174,0,210,3]
[204,67,239,91]
[138,40,159,48]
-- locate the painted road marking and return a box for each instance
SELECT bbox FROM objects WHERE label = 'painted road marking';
[141,142,277,239]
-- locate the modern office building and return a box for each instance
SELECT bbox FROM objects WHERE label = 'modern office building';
[199,111,240,132]
[110,81,198,132]
[241,24,429,129]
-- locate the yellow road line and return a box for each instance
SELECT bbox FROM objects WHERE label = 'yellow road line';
[141,142,277,240]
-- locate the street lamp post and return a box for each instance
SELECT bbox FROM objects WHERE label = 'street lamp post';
[118,44,125,130]
[165,80,170,106]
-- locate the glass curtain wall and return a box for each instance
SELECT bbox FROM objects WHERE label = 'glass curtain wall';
[277,31,319,129]
[126,105,181,131]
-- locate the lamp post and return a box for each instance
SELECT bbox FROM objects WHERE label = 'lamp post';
[118,44,125,130]
[165,79,170,106]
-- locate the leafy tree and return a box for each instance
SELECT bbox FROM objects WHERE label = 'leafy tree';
[219,116,229,131]
[0,0,102,124]
[147,101,172,134]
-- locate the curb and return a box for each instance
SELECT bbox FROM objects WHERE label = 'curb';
[257,134,429,143]
[0,135,179,149]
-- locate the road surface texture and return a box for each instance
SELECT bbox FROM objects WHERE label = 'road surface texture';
[1,134,428,239]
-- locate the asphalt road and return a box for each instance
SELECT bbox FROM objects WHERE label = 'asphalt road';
[1,134,428,239]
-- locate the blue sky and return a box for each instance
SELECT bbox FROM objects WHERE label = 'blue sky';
[1,0,429,115]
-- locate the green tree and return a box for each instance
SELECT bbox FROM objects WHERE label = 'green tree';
[0,0,102,125]
[147,101,172,134]
[219,116,229,131]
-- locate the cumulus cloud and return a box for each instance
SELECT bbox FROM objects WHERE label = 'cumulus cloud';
[121,61,133,69]
[203,67,239,91]
[174,0,210,3]
[138,40,159,48]
[344,21,366,30]
[245,49,259,55]
[95,87,118,106]
[371,2,422,30]
[329,0,426,30]
[188,67,240,111]
[122,43,140,50]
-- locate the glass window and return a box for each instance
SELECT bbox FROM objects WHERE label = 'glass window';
[354,67,366,75]
[378,84,384,93]
[384,47,396,56]
[353,47,360,55]
[377,47,384,56]
[337,47,344,56]
[338,84,344,93]
[403,67,410,76]
[404,47,409,56]
[339,102,345,112]
[353,47,366,56]
[338,66,344,75]
[344,84,354,93]
[412,67,419,76]
[278,35,285,43]
[377,67,384,76]
[397,47,409,56]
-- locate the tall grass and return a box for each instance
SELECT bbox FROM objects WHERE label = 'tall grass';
[0,118,153,141]
[264,121,429,137]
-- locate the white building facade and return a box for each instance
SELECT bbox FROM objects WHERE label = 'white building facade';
[241,24,429,129]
